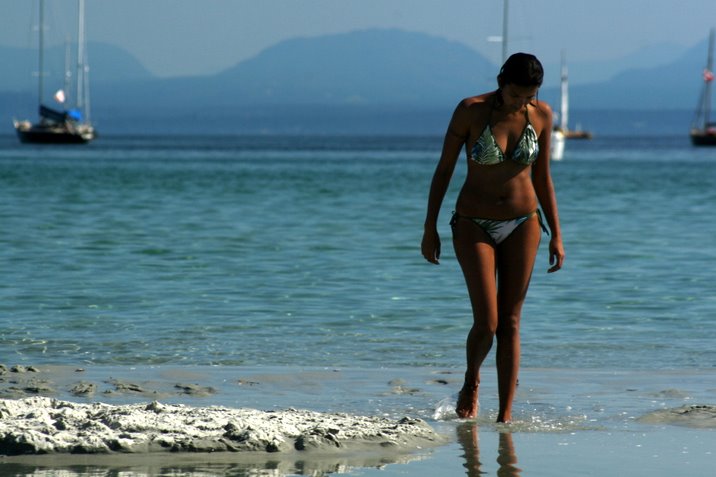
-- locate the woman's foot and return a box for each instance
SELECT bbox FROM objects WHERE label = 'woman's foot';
[456,384,479,418]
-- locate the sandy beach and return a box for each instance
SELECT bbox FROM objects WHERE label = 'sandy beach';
[0,363,446,476]
[2,364,716,476]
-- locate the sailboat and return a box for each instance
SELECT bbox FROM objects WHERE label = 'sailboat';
[549,53,567,161]
[13,0,96,144]
[690,29,716,146]
[548,52,573,160]
[553,51,592,141]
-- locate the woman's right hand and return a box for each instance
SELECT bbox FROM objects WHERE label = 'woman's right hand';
[421,227,441,265]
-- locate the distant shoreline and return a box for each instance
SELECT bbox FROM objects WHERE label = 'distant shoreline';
[2,105,696,137]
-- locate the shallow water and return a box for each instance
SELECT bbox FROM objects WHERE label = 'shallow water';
[1,134,716,371]
[1,365,715,476]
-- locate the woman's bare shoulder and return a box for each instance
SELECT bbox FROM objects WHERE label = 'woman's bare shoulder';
[460,92,493,109]
[454,93,492,121]
[531,100,554,121]
[448,92,493,138]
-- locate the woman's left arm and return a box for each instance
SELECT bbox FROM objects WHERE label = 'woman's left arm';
[532,103,565,273]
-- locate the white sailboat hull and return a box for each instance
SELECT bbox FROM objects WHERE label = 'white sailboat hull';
[550,130,565,161]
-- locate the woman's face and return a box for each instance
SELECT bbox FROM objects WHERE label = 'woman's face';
[501,83,540,112]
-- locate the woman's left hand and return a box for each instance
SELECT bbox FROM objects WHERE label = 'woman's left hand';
[548,237,564,273]
[421,227,441,265]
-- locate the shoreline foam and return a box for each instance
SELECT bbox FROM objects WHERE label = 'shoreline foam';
[0,396,443,457]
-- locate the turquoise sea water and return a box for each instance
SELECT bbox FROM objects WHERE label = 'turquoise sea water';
[1,133,715,370]
[1,133,716,476]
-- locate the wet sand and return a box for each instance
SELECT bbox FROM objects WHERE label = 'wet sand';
[0,363,448,476]
[2,364,716,476]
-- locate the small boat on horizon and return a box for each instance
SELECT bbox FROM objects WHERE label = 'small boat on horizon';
[13,0,96,144]
[562,128,593,140]
[550,51,595,161]
[553,51,592,141]
[690,29,716,146]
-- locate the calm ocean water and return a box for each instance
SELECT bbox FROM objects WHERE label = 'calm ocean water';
[1,132,716,372]
[2,132,716,477]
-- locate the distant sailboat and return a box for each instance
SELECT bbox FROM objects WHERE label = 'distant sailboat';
[549,52,567,161]
[690,29,716,146]
[13,0,96,144]
[550,128,565,161]
[554,51,592,141]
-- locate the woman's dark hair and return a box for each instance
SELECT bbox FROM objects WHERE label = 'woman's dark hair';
[493,52,543,107]
[497,52,544,88]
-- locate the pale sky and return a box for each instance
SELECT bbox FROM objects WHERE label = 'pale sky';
[2,0,713,78]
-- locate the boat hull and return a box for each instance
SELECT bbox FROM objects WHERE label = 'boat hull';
[14,120,95,145]
[550,130,565,161]
[690,131,716,146]
[564,130,593,140]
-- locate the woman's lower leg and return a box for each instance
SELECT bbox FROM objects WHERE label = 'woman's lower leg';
[496,318,521,422]
[457,324,495,418]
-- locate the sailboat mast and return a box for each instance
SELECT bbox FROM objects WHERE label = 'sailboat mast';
[560,50,568,131]
[83,0,91,123]
[502,0,509,63]
[64,36,72,105]
[76,0,85,114]
[74,0,91,123]
[705,28,714,127]
[38,0,44,106]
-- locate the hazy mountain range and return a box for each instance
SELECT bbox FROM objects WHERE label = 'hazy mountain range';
[1,28,710,134]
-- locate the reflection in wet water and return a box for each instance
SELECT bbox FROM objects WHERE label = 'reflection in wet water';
[496,433,520,476]
[457,423,521,477]
[0,462,299,477]
[0,449,427,477]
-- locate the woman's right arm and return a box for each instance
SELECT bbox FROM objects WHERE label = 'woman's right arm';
[421,101,470,264]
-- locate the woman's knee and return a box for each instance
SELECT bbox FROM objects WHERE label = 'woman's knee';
[496,313,520,339]
[470,319,498,339]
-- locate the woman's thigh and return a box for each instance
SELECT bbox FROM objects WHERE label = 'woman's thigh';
[452,218,499,326]
[496,216,542,314]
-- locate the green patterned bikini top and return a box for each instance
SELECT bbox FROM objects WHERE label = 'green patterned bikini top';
[469,107,539,166]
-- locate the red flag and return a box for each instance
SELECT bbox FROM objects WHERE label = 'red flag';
[704,69,714,82]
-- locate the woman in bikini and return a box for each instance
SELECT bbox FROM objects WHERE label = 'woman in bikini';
[421,53,564,422]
